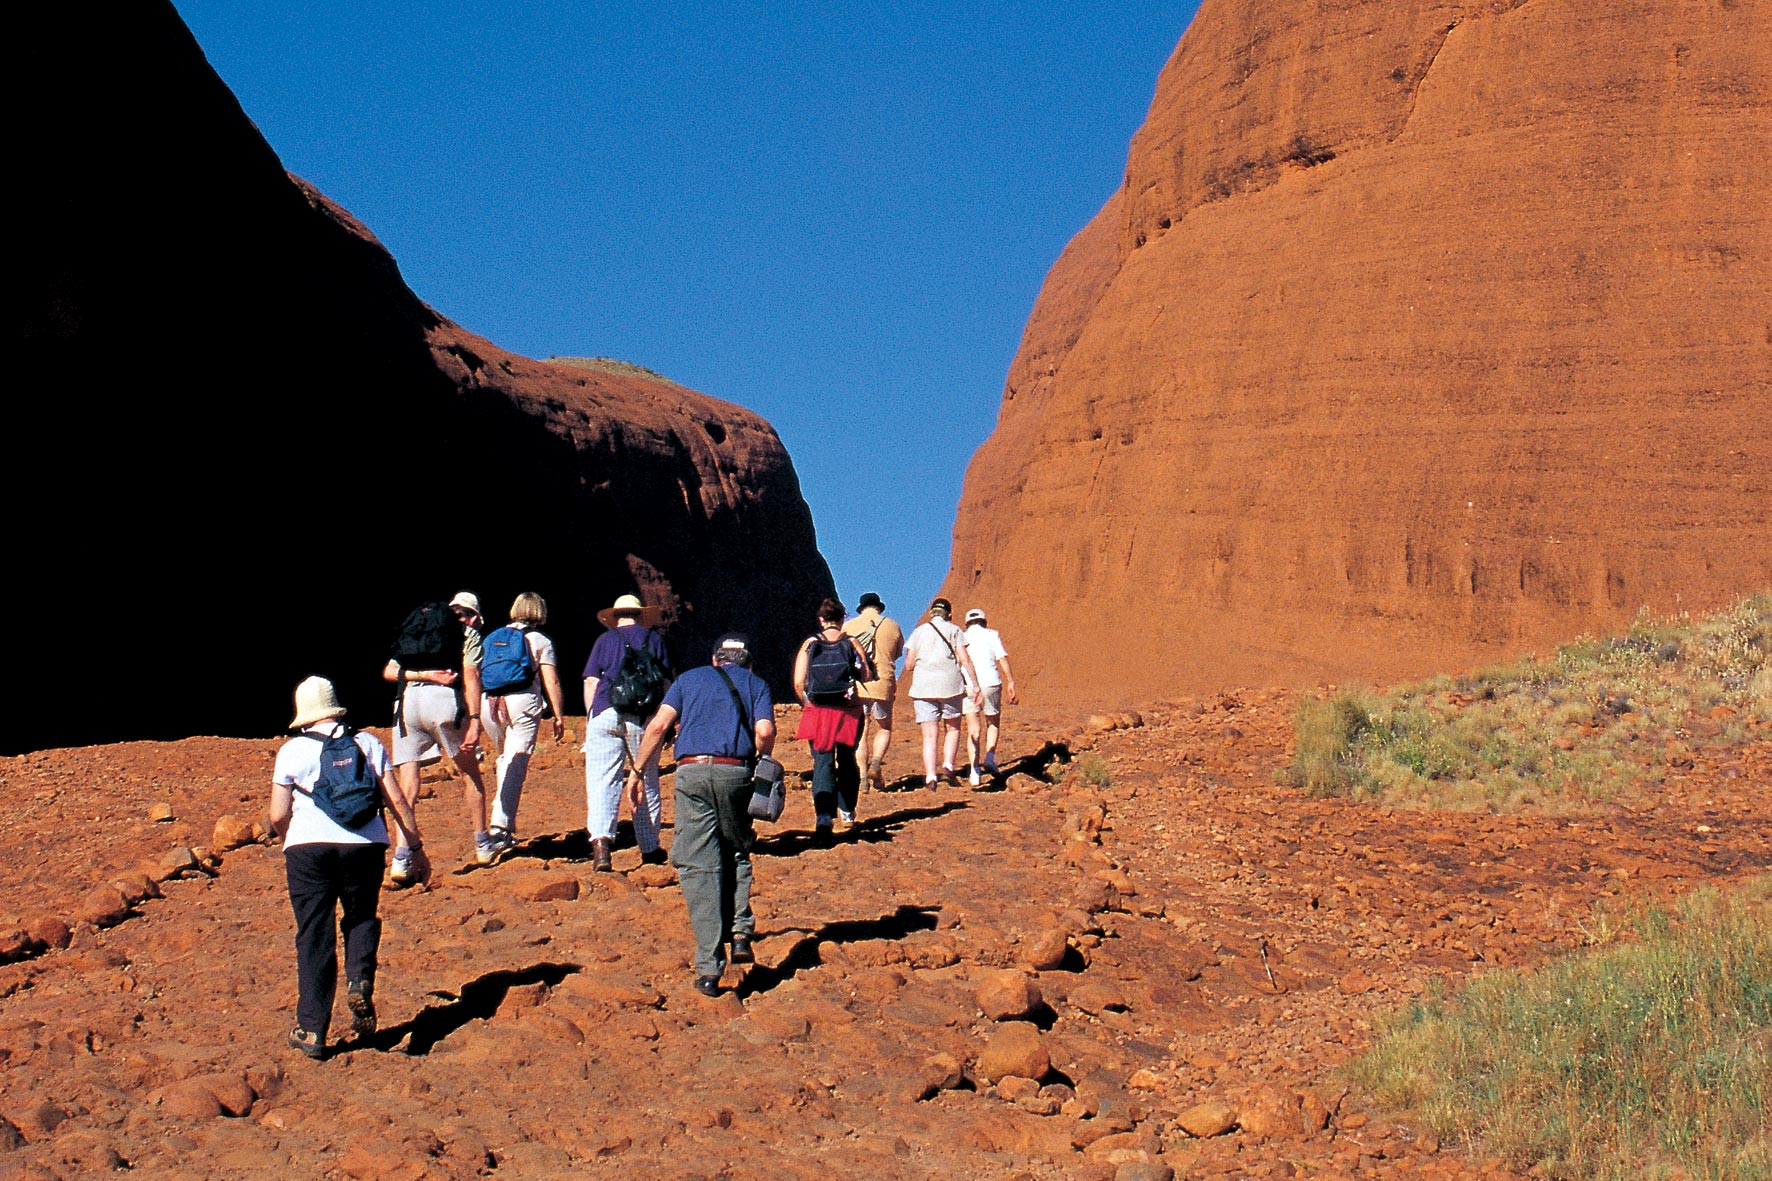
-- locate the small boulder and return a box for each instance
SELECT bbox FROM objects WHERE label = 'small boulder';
[160,847,200,879]
[212,815,256,852]
[160,1078,225,1120]
[76,885,131,929]
[918,1052,965,1098]
[1071,980,1128,1015]
[149,802,175,823]
[23,916,71,951]
[977,1021,1050,1084]
[0,1116,22,1150]
[1175,1100,1237,1138]
[976,970,1043,1021]
[1020,928,1070,971]
[629,864,676,889]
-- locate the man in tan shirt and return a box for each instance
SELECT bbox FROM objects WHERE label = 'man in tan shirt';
[842,592,904,790]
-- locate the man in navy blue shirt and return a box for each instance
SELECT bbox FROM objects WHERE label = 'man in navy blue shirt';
[628,632,774,997]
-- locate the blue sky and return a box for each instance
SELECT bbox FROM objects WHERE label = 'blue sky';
[173,1,1197,626]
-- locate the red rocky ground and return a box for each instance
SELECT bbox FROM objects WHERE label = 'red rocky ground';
[1,698,1767,1180]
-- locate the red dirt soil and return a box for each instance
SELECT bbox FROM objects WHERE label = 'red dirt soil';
[945,0,1772,710]
[2,698,1765,1180]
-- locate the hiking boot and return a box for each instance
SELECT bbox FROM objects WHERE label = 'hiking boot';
[387,845,427,888]
[925,775,939,790]
[730,934,755,964]
[346,980,376,1037]
[940,766,960,786]
[288,1026,325,1060]
[486,826,516,858]
[639,847,668,866]
[591,838,614,873]
[693,975,721,998]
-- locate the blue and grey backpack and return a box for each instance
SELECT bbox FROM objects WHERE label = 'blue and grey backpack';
[481,625,537,696]
[296,729,382,830]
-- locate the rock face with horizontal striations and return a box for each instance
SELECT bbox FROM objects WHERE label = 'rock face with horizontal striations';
[945,0,1771,704]
[8,1,834,752]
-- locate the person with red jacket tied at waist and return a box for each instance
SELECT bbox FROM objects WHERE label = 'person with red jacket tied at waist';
[793,598,876,844]
[627,632,774,998]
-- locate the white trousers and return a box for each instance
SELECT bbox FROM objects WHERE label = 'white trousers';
[583,707,661,852]
[483,690,543,832]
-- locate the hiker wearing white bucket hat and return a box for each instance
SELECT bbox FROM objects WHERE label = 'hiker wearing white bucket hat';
[581,594,672,871]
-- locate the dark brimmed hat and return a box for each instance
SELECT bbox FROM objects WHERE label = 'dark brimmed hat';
[857,592,884,612]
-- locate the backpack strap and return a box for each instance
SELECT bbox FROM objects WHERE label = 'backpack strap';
[928,619,959,662]
[712,666,753,759]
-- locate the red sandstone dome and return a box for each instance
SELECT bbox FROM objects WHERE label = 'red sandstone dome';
[945,0,1771,705]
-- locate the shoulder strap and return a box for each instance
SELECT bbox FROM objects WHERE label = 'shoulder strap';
[713,666,752,755]
[929,619,958,660]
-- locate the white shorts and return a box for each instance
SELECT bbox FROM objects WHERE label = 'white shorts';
[963,686,1003,717]
[913,696,964,723]
[392,683,464,766]
[861,699,893,722]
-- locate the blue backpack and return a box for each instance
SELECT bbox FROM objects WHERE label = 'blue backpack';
[481,625,537,696]
[805,634,867,705]
[296,730,382,830]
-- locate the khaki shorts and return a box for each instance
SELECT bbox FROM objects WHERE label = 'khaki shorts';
[963,685,1004,717]
[861,699,893,722]
[913,695,964,723]
[392,683,464,766]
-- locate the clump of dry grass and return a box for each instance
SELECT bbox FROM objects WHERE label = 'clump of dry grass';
[1352,877,1772,1180]
[1285,594,1771,810]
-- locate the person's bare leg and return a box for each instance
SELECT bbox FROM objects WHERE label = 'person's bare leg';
[451,751,489,836]
[985,715,1002,764]
[920,718,940,782]
[391,763,423,848]
[941,717,963,775]
[967,711,984,771]
[870,713,894,768]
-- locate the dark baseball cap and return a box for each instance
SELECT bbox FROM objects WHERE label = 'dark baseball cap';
[713,632,752,663]
[929,597,952,615]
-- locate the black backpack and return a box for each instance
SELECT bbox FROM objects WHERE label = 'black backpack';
[805,634,866,705]
[391,601,463,672]
[296,729,382,830]
[607,631,669,716]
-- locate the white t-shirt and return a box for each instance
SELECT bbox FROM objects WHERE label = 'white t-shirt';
[273,721,392,848]
[905,617,970,699]
[522,625,558,669]
[964,625,1008,689]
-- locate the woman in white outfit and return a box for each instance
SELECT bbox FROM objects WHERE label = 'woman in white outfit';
[479,592,565,859]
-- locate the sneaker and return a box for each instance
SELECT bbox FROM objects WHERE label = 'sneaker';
[968,765,982,787]
[730,934,755,964]
[925,775,939,790]
[387,847,416,886]
[837,809,856,829]
[481,828,515,863]
[693,975,722,998]
[941,765,959,786]
[288,1026,325,1060]
[346,980,376,1037]
[474,839,500,867]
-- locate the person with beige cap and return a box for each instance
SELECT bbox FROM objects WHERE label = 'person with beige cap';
[269,677,418,1060]
[961,607,1016,785]
[580,594,673,871]
[381,593,496,881]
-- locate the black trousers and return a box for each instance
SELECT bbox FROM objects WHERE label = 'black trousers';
[285,842,384,1039]
[810,743,860,818]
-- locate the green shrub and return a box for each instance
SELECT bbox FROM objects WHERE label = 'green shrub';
[1285,595,1771,810]
[1353,878,1772,1180]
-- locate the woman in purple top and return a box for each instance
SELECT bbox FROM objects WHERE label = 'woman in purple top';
[581,594,672,871]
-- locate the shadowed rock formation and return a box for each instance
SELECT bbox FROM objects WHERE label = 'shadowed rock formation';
[947,0,1771,704]
[8,2,833,752]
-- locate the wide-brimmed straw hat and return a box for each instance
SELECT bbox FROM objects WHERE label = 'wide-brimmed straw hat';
[290,676,347,729]
[598,593,661,629]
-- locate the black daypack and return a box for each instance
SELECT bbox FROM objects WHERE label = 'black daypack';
[392,602,463,672]
[296,729,382,830]
[607,631,669,716]
[805,634,866,705]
